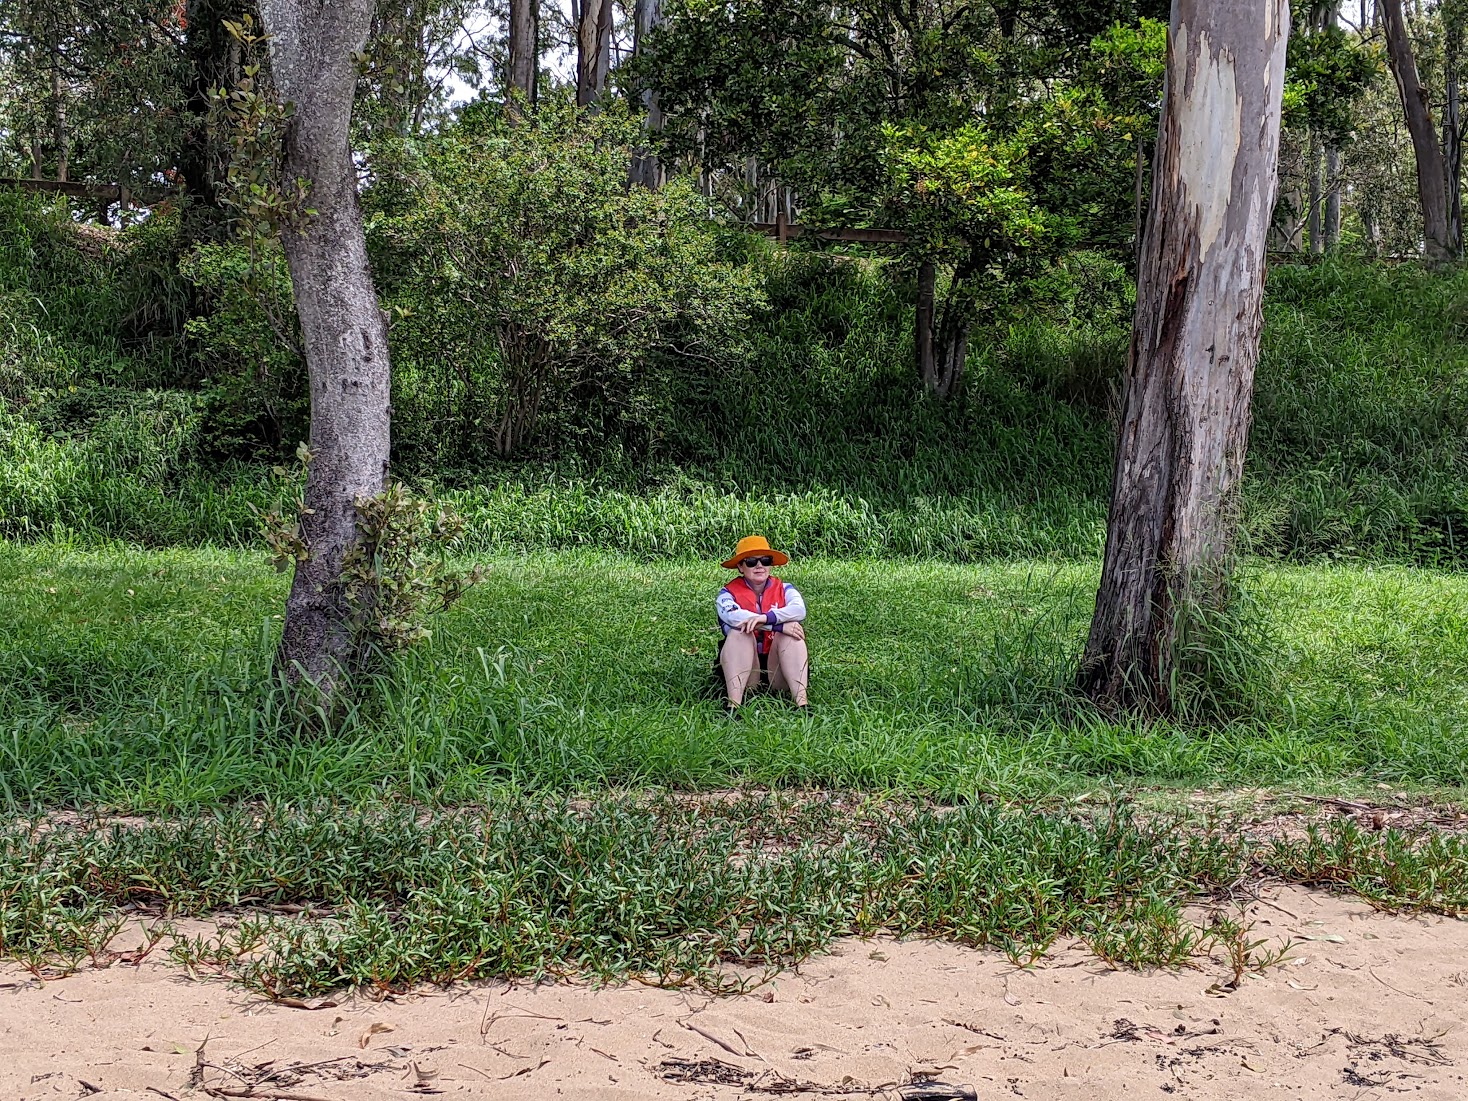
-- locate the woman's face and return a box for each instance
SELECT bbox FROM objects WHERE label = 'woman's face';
[738,555,773,587]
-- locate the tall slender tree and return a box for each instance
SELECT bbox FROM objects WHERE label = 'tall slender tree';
[576,0,612,107]
[1081,0,1290,712]
[257,0,393,693]
[1381,0,1459,261]
[507,0,538,107]
[629,0,663,186]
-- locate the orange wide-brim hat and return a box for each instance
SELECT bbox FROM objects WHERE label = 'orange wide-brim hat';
[721,535,790,570]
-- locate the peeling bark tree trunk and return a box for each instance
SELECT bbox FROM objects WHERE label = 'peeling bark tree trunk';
[576,0,612,107]
[630,0,664,187]
[259,0,392,694]
[1382,0,1458,262]
[507,0,538,108]
[1080,0,1289,712]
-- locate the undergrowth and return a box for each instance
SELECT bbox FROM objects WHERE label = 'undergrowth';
[4,797,1462,995]
[2,192,1465,565]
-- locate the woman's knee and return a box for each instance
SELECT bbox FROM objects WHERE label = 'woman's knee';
[770,633,809,672]
[720,631,757,669]
[771,633,807,657]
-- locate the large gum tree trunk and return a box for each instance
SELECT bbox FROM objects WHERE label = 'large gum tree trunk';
[1382,0,1458,262]
[259,0,392,692]
[1080,0,1289,712]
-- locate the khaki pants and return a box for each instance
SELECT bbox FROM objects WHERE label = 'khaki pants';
[720,629,809,707]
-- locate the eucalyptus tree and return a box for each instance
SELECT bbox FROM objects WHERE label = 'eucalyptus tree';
[575,0,612,106]
[629,0,663,185]
[354,0,495,140]
[508,0,537,105]
[1081,0,1290,712]
[1277,2,1375,253]
[1381,0,1460,260]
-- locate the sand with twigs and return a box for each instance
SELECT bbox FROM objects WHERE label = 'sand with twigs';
[3,885,1467,1101]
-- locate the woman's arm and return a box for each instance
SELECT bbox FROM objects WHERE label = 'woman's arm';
[769,583,806,628]
[716,587,762,632]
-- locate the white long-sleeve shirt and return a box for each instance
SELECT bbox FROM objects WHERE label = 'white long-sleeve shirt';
[716,580,806,637]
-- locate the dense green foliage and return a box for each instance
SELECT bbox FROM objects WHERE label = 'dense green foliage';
[3,191,1465,564]
[368,98,761,466]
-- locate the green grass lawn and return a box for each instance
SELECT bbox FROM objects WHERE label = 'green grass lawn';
[4,540,1466,809]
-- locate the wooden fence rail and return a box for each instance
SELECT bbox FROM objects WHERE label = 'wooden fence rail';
[0,177,161,207]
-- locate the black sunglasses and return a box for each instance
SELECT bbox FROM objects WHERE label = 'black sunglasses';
[741,556,775,568]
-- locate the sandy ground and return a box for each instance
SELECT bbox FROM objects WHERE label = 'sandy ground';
[4,886,1467,1101]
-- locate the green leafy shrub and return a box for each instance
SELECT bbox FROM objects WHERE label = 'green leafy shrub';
[181,242,306,462]
[343,482,485,656]
[365,94,763,467]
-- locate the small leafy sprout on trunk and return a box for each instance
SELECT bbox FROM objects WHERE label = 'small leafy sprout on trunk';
[252,441,314,573]
[253,447,483,669]
[341,481,484,661]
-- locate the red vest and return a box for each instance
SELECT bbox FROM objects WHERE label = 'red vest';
[723,576,787,655]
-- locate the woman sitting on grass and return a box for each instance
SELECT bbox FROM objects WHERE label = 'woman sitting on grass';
[716,536,809,713]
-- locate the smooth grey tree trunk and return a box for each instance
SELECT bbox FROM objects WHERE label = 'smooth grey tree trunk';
[1307,134,1322,254]
[259,0,392,693]
[508,0,538,108]
[1382,0,1458,261]
[1080,0,1290,712]
[594,0,612,91]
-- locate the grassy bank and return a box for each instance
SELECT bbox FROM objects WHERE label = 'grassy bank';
[3,189,1466,565]
[4,542,1466,809]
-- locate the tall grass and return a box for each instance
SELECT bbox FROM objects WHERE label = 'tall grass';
[4,543,1465,810]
